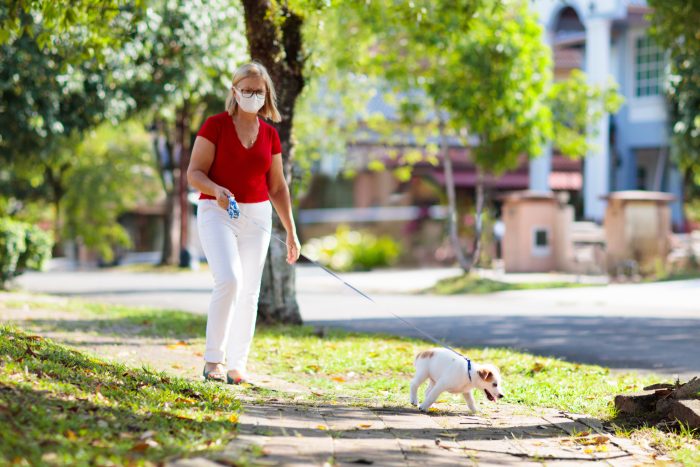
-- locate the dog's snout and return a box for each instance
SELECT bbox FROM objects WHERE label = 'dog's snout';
[498,394,504,399]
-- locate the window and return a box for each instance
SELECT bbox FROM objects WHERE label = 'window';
[535,229,548,247]
[634,36,664,97]
[532,227,551,257]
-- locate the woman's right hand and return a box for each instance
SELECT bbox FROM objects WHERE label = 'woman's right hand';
[215,186,234,210]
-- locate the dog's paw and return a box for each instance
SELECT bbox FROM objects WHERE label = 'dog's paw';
[418,404,430,412]
[410,398,418,406]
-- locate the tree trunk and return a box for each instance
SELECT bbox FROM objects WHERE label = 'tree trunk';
[241,0,305,324]
[174,101,191,267]
[152,120,179,266]
[44,164,65,258]
[160,190,179,265]
[470,172,485,270]
[439,116,471,271]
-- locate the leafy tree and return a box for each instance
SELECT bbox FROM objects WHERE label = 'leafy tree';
[0,12,134,245]
[0,0,145,62]
[647,0,700,204]
[238,0,316,324]
[301,0,621,271]
[60,121,161,262]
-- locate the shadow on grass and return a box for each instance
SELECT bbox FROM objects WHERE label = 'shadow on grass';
[0,326,240,465]
[10,306,208,340]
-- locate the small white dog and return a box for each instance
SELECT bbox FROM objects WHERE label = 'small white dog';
[410,348,504,412]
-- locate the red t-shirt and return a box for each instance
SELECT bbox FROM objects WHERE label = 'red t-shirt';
[196,112,282,203]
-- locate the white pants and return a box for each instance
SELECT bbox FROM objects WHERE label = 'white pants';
[197,199,272,371]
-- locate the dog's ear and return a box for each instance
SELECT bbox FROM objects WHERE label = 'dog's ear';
[478,368,494,382]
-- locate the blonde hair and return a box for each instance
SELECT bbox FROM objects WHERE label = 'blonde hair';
[225,61,281,122]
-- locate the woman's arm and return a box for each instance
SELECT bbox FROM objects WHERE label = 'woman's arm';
[187,136,232,209]
[267,153,301,264]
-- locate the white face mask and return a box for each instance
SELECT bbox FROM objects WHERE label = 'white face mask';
[235,89,265,114]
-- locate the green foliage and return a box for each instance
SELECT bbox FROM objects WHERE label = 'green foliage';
[60,121,162,262]
[0,325,240,465]
[16,222,53,272]
[0,218,52,288]
[647,0,700,191]
[0,1,145,62]
[301,225,401,271]
[548,69,624,158]
[296,0,622,193]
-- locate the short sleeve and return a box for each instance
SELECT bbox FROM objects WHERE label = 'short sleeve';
[271,127,281,155]
[197,115,222,145]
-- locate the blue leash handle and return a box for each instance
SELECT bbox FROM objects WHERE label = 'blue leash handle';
[227,196,240,219]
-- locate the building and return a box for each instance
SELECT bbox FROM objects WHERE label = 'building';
[529,0,684,227]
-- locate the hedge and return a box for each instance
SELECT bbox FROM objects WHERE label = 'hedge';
[0,218,53,289]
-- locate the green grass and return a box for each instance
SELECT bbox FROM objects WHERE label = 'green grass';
[0,325,240,466]
[426,274,600,295]
[4,298,205,340]
[248,325,654,417]
[649,271,700,283]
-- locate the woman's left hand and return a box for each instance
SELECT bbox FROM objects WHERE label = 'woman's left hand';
[286,232,301,265]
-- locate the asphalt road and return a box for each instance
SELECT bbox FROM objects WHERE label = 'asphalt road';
[15,266,700,377]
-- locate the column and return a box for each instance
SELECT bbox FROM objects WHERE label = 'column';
[530,25,554,192]
[584,17,612,221]
[529,143,553,191]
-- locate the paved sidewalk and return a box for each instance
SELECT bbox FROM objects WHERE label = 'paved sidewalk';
[0,293,664,466]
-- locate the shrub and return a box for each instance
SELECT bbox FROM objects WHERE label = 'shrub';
[0,218,53,289]
[301,225,401,272]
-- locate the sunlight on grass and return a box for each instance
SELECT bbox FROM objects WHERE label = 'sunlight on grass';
[425,274,600,295]
[0,325,240,465]
[250,325,656,417]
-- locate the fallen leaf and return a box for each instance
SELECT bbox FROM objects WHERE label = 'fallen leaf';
[531,362,545,373]
[130,439,159,452]
[65,430,77,441]
[316,425,328,431]
[166,341,188,350]
[331,376,346,383]
[358,424,372,429]
[229,414,239,424]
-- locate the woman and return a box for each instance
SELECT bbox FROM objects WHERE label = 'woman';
[187,61,301,384]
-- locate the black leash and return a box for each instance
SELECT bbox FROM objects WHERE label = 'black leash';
[229,198,473,380]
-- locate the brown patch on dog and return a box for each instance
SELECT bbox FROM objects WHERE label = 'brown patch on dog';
[478,369,495,382]
[415,350,435,360]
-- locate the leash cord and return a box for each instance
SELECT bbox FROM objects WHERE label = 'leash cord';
[228,197,473,377]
